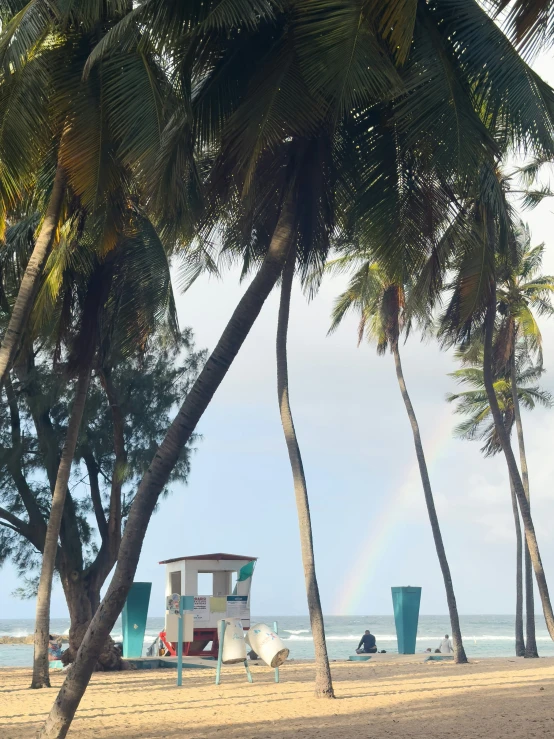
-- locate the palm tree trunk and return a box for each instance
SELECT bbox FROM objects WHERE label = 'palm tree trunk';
[510,350,538,657]
[31,365,92,689]
[391,341,467,663]
[0,166,65,388]
[509,476,525,656]
[38,202,295,739]
[276,254,334,698]
[483,294,554,639]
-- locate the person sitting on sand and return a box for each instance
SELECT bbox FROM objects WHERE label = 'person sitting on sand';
[438,634,454,654]
[356,630,377,654]
[48,635,62,662]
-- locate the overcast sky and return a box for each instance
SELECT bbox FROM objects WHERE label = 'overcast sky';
[3,57,554,622]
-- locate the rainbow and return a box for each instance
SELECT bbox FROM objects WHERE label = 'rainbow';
[335,409,455,615]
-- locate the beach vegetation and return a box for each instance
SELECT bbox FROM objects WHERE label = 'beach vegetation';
[447,224,554,657]
[0,0,552,736]
[326,255,468,663]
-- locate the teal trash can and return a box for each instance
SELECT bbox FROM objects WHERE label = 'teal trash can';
[391,586,421,654]
[122,582,152,658]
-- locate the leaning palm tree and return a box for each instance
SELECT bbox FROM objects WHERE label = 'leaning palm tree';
[28,201,181,687]
[436,172,554,642]
[0,0,170,387]
[447,342,553,656]
[277,250,334,697]
[495,225,554,656]
[30,318,94,689]
[327,255,467,663]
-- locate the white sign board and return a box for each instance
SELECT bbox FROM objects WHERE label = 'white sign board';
[166,593,180,615]
[193,596,210,622]
[226,595,249,619]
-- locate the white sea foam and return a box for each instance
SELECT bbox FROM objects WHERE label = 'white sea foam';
[283,629,310,635]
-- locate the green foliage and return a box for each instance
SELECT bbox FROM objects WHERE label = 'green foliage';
[326,252,410,354]
[493,0,554,54]
[447,219,554,455]
[0,329,206,585]
[447,341,552,456]
[0,0,180,252]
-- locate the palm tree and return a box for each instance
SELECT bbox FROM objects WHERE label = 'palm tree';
[437,175,554,642]
[37,0,554,732]
[0,0,171,387]
[30,255,115,688]
[0,168,66,388]
[277,251,334,697]
[32,367,91,688]
[492,0,554,51]
[493,227,554,656]
[1,0,180,687]
[447,343,553,656]
[327,255,467,663]
[28,199,181,687]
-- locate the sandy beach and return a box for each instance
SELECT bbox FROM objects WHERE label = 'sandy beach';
[2,657,554,738]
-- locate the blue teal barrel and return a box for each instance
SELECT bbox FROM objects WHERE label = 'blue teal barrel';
[122,582,152,658]
[391,586,421,654]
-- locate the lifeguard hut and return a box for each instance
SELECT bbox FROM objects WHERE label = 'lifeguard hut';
[159,553,256,658]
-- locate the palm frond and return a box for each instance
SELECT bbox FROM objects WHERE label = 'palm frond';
[294,0,403,118]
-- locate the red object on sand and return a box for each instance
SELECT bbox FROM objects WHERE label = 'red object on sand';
[158,628,220,658]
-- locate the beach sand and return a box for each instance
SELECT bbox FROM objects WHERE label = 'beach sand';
[2,657,554,738]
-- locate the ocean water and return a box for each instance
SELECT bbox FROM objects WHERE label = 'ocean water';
[2,614,554,668]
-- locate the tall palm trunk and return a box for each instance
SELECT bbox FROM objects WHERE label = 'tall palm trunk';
[276,255,334,698]
[38,203,295,739]
[31,365,92,689]
[391,341,468,663]
[510,350,538,657]
[0,166,65,388]
[509,477,525,656]
[483,294,554,639]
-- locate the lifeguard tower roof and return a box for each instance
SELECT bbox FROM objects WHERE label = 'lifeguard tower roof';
[159,553,257,564]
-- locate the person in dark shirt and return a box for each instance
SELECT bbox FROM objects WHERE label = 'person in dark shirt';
[356,630,377,654]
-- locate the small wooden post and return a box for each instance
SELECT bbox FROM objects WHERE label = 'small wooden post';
[177,596,184,687]
[215,620,226,685]
[273,621,279,683]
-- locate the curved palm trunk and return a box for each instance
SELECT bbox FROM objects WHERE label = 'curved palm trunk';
[483,295,554,639]
[391,341,467,663]
[276,255,334,698]
[31,365,92,689]
[38,203,295,739]
[509,477,525,656]
[0,166,65,388]
[510,351,538,657]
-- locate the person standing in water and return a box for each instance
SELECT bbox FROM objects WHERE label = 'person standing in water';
[439,634,454,654]
[356,630,377,654]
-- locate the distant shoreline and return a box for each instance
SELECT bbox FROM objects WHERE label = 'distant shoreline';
[0,636,34,645]
[0,634,65,645]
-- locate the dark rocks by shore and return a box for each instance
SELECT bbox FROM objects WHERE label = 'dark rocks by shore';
[0,634,65,645]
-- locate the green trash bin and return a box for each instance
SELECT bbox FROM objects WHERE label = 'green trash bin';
[391,586,421,654]
[122,582,152,658]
